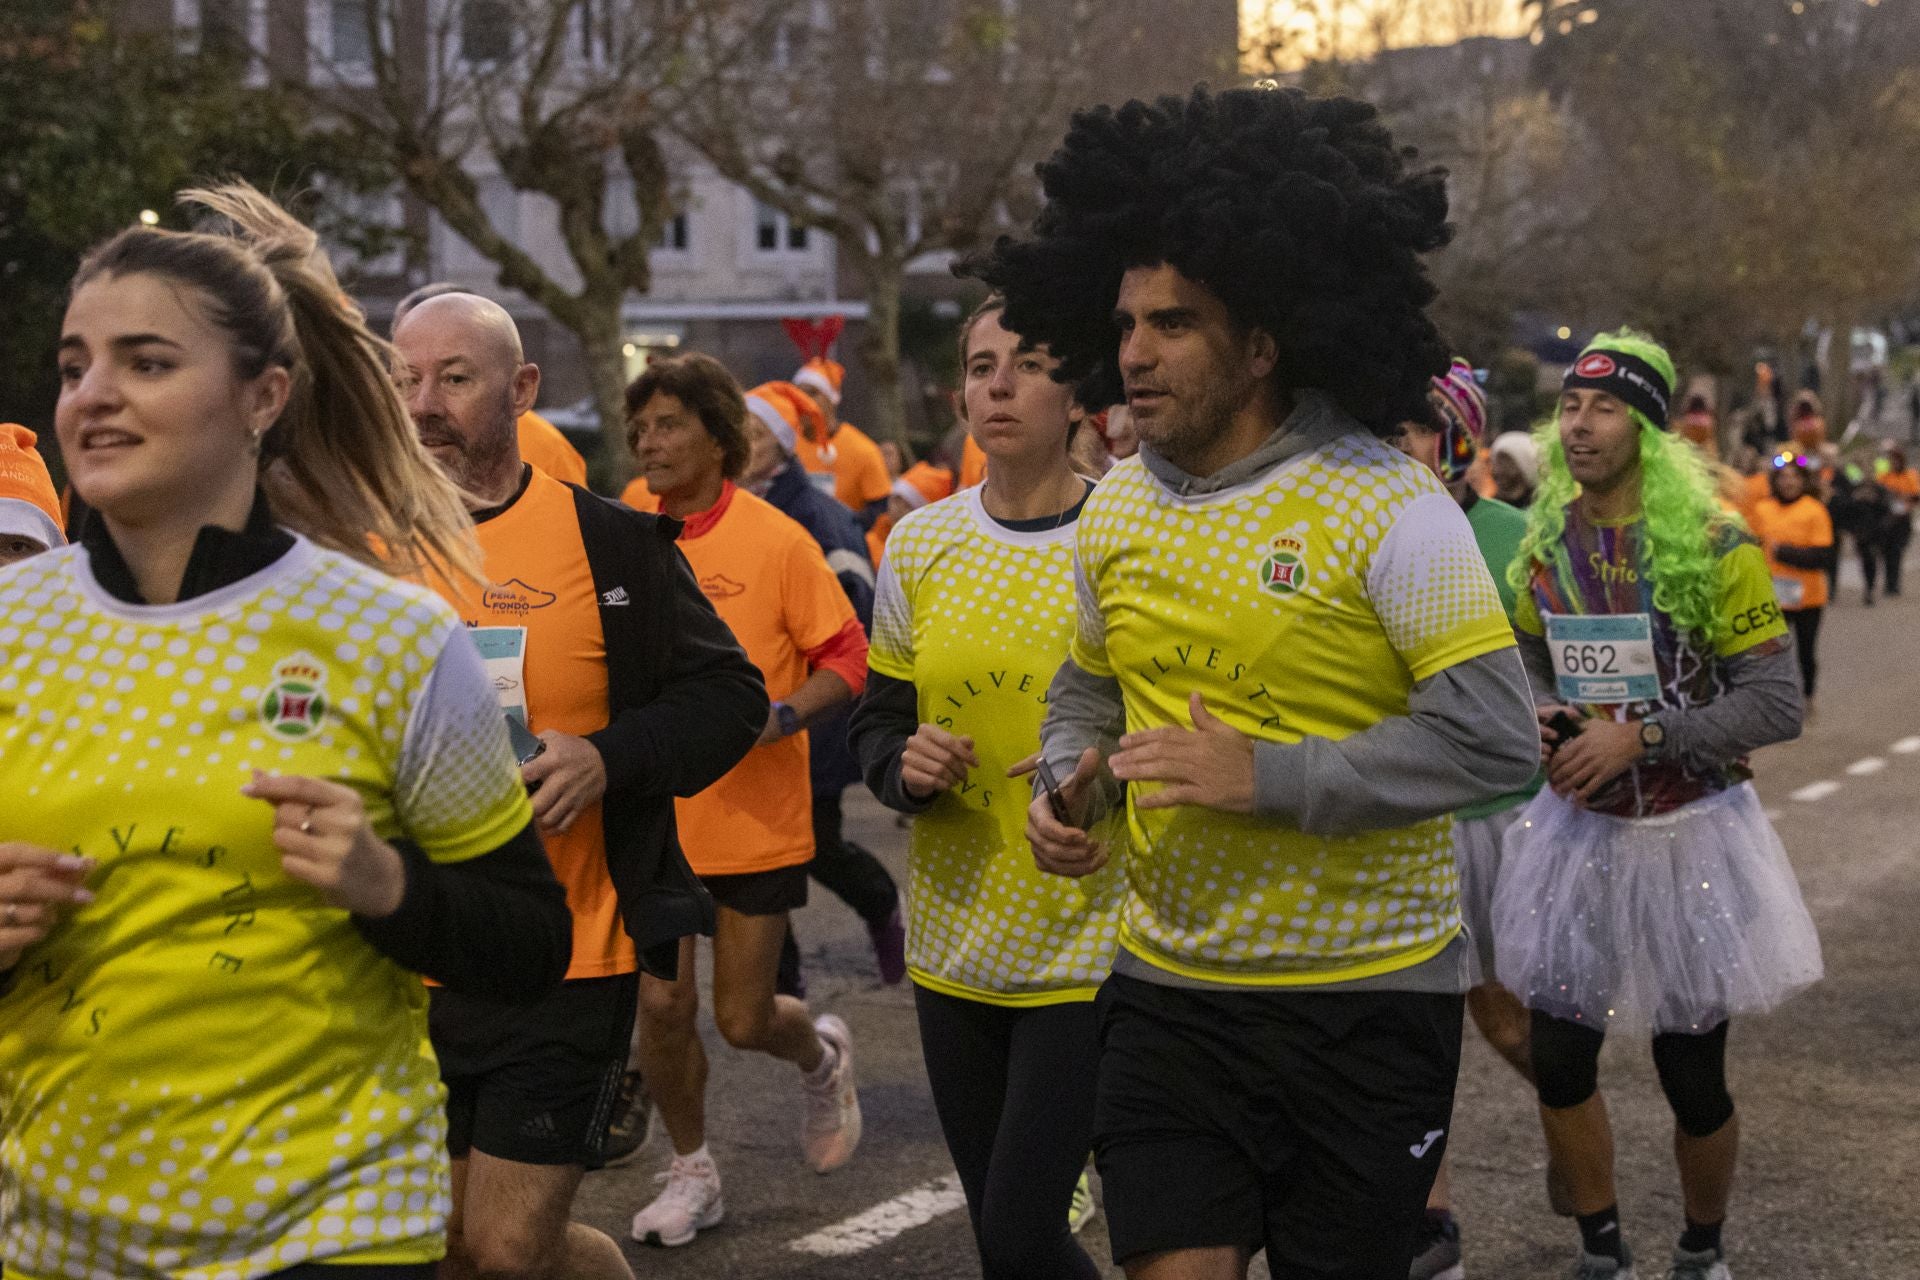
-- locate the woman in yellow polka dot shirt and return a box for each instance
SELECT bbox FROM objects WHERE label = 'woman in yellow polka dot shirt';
[0,186,570,1279]
[849,298,1124,1279]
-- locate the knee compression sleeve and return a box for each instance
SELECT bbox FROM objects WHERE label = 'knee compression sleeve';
[1652,1021,1735,1138]
[1530,1010,1605,1110]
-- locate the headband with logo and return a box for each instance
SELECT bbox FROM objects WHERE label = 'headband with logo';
[1562,348,1672,429]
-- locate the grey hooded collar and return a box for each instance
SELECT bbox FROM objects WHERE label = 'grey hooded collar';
[1136,390,1364,497]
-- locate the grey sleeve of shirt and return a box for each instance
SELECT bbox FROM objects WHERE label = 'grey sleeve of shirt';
[1037,657,1128,826]
[1655,640,1804,771]
[1519,630,1560,707]
[1251,647,1541,835]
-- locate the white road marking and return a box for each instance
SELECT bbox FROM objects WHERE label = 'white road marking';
[1847,757,1888,777]
[1790,780,1842,803]
[788,1174,967,1257]
[1892,736,1920,754]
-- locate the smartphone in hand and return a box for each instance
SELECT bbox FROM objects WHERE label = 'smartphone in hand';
[505,715,547,768]
[1544,710,1585,750]
[1034,757,1073,825]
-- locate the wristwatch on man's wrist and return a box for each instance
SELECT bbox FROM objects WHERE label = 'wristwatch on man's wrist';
[1638,716,1667,763]
[773,701,801,738]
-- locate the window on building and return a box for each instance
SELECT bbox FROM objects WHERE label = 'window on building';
[462,0,513,64]
[330,0,375,67]
[753,200,809,253]
[657,213,691,252]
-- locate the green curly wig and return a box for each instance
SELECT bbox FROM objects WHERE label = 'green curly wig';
[1508,329,1732,642]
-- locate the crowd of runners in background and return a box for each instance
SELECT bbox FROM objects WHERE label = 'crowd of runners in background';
[0,81,1894,1280]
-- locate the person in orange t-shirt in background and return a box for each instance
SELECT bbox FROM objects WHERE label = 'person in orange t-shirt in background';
[0,423,67,566]
[1875,443,1919,596]
[519,408,589,484]
[866,456,957,567]
[1750,453,1833,704]
[793,356,893,529]
[623,352,869,1248]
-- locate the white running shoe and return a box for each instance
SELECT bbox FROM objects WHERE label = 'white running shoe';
[801,1014,862,1173]
[1568,1248,1637,1280]
[629,1151,724,1247]
[1663,1249,1729,1280]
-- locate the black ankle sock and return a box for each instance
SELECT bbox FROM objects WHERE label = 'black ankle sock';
[1679,1218,1723,1257]
[1577,1205,1625,1261]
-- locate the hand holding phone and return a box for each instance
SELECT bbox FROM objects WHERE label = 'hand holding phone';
[1034,757,1073,824]
[1544,709,1585,750]
[1027,748,1106,879]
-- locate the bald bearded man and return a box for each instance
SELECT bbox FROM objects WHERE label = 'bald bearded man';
[393,296,767,1280]
[391,282,590,485]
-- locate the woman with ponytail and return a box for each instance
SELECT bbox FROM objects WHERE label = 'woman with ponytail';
[0,183,571,1279]
[1492,330,1823,1280]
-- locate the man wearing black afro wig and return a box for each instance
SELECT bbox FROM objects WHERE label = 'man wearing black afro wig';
[974,86,1541,1279]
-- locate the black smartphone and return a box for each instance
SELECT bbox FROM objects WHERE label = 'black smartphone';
[1034,757,1073,824]
[1545,710,1585,748]
[505,715,547,768]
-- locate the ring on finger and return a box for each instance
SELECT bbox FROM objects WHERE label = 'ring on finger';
[3,901,16,927]
[298,806,315,835]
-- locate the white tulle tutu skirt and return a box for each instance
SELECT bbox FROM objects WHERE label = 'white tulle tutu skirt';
[1455,805,1525,987]
[1492,783,1823,1036]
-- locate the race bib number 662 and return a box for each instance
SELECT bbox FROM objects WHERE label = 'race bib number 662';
[1545,613,1660,704]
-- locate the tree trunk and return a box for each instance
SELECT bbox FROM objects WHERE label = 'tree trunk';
[577,307,633,489]
[1824,314,1857,446]
[858,258,909,450]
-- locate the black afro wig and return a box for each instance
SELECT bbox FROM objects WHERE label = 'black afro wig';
[963,86,1454,435]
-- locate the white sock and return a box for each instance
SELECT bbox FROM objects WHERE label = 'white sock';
[675,1143,713,1170]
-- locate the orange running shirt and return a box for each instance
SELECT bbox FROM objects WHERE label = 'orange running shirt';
[424,467,635,977]
[619,474,653,510]
[1751,493,1833,611]
[796,422,892,512]
[1882,466,1920,511]
[670,488,859,874]
[518,410,589,485]
[960,434,988,489]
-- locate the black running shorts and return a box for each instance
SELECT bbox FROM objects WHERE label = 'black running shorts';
[1093,972,1464,1276]
[430,972,639,1167]
[701,863,810,916]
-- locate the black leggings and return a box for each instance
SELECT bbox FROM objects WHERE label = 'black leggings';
[1531,1011,1735,1138]
[1787,607,1822,697]
[914,985,1102,1280]
[1880,521,1912,595]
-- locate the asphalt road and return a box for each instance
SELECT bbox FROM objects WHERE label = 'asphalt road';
[574,564,1920,1280]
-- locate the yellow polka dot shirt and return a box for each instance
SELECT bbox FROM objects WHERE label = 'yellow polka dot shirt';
[1073,435,1515,986]
[0,538,532,1278]
[869,488,1124,1005]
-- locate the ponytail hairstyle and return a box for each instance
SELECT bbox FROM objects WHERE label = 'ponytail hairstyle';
[1510,328,1729,643]
[70,181,482,584]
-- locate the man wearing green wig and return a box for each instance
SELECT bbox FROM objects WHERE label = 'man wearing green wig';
[1492,329,1824,1280]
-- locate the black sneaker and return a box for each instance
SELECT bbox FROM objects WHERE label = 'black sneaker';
[590,1069,653,1170]
[1409,1213,1463,1280]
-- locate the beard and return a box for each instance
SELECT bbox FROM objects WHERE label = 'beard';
[416,407,517,494]
[1134,371,1255,474]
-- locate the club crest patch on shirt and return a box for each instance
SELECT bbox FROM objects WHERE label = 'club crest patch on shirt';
[260,652,329,740]
[1259,534,1309,597]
